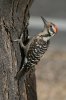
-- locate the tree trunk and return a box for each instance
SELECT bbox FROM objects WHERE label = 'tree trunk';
[0,0,37,100]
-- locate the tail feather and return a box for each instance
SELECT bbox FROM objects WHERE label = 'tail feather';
[15,65,30,80]
[15,68,25,80]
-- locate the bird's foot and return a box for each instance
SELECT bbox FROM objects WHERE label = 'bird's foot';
[13,33,26,49]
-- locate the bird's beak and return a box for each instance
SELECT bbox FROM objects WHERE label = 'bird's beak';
[41,16,48,27]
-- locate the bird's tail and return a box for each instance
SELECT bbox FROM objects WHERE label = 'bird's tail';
[15,68,25,80]
[15,64,30,80]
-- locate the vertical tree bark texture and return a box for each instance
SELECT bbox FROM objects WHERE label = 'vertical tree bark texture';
[0,0,37,100]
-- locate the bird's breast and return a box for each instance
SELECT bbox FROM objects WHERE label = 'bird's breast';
[26,39,49,67]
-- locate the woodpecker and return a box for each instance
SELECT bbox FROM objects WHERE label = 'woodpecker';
[14,16,58,79]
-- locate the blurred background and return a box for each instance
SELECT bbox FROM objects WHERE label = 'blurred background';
[29,0,66,100]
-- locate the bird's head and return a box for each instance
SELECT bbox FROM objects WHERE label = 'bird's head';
[41,16,58,37]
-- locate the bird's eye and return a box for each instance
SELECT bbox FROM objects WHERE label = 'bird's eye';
[50,24,57,33]
[48,25,54,35]
[50,25,54,32]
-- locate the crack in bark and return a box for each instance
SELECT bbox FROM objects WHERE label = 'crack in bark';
[11,0,15,28]
[16,0,20,13]
[1,19,13,44]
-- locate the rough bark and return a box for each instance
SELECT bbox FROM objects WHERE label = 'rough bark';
[0,0,37,100]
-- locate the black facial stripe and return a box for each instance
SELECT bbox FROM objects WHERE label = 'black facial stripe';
[40,34,51,37]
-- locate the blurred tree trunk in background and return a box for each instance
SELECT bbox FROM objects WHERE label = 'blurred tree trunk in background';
[0,0,37,100]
